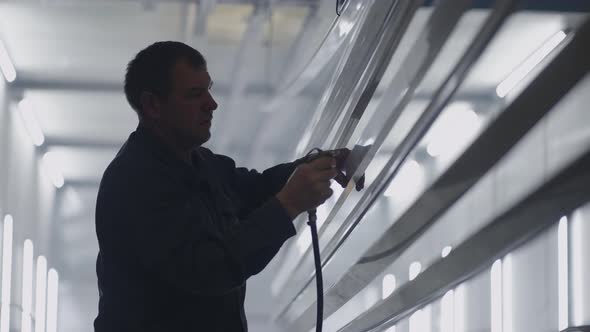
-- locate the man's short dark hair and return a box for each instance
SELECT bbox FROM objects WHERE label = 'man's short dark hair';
[124,41,207,117]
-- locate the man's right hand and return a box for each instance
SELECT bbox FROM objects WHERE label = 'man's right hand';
[276,156,338,219]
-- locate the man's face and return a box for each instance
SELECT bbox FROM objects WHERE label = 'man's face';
[157,59,218,147]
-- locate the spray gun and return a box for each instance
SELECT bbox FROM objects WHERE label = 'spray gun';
[301,146,367,332]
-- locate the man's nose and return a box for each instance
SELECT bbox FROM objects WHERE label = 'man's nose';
[209,93,218,111]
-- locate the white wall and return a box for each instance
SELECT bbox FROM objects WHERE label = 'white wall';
[0,85,58,331]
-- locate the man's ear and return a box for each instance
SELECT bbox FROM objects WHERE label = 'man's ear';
[139,91,162,120]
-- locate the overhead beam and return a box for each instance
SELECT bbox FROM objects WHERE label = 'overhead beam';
[10,77,275,95]
[44,137,124,150]
[423,0,590,11]
[11,78,124,93]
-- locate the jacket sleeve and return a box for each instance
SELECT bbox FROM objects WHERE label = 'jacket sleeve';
[203,147,307,213]
[97,160,297,297]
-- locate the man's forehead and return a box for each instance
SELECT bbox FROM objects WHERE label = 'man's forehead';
[172,61,211,87]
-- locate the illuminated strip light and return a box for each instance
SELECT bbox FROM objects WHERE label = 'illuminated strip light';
[42,152,64,188]
[558,216,569,330]
[441,285,466,332]
[382,274,397,332]
[35,256,48,332]
[17,99,45,147]
[385,160,425,199]
[426,104,480,159]
[441,290,454,332]
[571,212,584,326]
[502,255,513,332]
[496,31,567,98]
[408,307,431,332]
[0,40,16,83]
[46,269,59,332]
[455,285,466,332]
[409,261,422,281]
[1,215,14,332]
[441,246,452,258]
[21,240,34,332]
[409,310,422,332]
[491,259,502,332]
[382,274,396,299]
[423,305,432,332]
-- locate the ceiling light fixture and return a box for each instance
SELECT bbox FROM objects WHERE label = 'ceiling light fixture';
[496,30,567,98]
[34,256,47,332]
[1,215,13,332]
[21,239,34,332]
[441,245,452,258]
[0,40,16,83]
[426,103,480,158]
[17,99,45,147]
[46,269,59,332]
[42,152,65,189]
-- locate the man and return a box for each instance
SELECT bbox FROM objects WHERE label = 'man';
[94,41,348,331]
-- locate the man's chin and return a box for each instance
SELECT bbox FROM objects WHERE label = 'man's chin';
[195,131,211,146]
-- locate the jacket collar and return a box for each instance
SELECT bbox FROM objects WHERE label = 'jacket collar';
[132,124,204,172]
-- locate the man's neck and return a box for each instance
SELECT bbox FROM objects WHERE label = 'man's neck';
[139,122,194,166]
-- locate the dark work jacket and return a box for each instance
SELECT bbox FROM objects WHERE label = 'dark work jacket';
[94,125,301,332]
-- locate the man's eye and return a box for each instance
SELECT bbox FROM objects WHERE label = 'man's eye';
[189,91,204,98]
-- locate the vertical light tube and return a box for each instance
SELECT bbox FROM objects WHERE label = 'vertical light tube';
[571,213,584,326]
[0,40,16,83]
[21,240,34,332]
[441,246,453,258]
[423,305,432,332]
[409,310,422,332]
[454,285,466,332]
[0,307,7,332]
[1,215,13,332]
[46,269,58,332]
[34,256,47,332]
[409,262,422,281]
[41,153,64,189]
[440,290,454,332]
[382,274,396,299]
[16,100,45,147]
[496,30,567,98]
[491,259,503,332]
[502,255,513,332]
[558,216,569,330]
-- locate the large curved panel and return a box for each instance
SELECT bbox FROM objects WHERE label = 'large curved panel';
[272,0,501,329]
[271,2,589,332]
